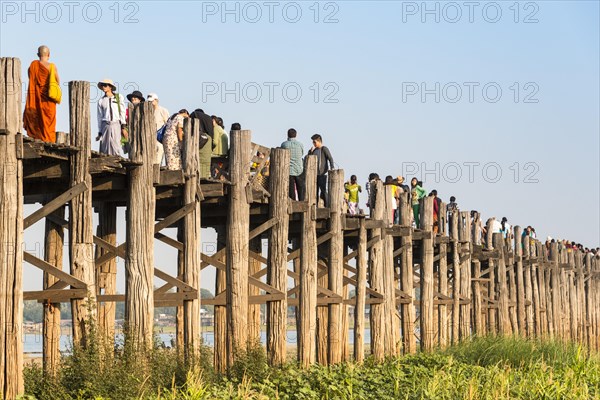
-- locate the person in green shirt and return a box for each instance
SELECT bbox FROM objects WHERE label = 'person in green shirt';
[410,177,426,227]
[211,115,229,156]
[344,175,362,215]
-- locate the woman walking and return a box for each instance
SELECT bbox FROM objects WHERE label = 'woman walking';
[163,109,189,170]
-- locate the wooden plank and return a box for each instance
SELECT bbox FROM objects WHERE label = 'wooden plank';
[24,289,87,301]
[23,252,87,289]
[23,181,87,229]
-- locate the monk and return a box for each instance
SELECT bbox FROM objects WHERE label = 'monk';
[23,45,59,143]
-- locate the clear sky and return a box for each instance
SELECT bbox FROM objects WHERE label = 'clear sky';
[1,0,598,293]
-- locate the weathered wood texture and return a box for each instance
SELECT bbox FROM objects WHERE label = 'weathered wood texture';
[68,81,96,347]
[226,130,252,367]
[420,197,434,351]
[125,101,156,349]
[354,219,367,362]
[383,185,398,355]
[214,227,227,373]
[182,118,202,354]
[299,155,318,368]
[494,233,511,336]
[96,203,117,346]
[267,148,290,365]
[328,169,345,363]
[0,57,24,399]
[369,180,386,360]
[43,204,64,375]
[399,192,416,353]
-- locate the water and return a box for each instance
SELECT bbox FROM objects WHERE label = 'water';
[23,329,372,355]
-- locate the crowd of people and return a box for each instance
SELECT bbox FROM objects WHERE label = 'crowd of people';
[22,46,599,255]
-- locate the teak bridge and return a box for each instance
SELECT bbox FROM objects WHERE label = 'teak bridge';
[1,57,599,398]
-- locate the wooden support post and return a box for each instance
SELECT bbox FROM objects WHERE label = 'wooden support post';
[248,237,262,342]
[399,193,416,354]
[354,219,367,362]
[267,148,290,365]
[508,246,519,335]
[341,245,350,362]
[459,211,472,340]
[584,253,594,350]
[438,203,448,348]
[420,197,434,351]
[550,242,560,339]
[125,101,155,349]
[182,118,202,354]
[227,130,251,367]
[514,226,526,336]
[214,227,227,373]
[68,81,96,347]
[568,250,578,342]
[369,180,386,360]
[0,57,24,398]
[299,155,318,368]
[176,224,184,350]
[472,212,484,337]
[529,241,541,337]
[382,184,398,356]
[493,233,511,336]
[575,251,585,343]
[316,249,328,364]
[96,203,117,345]
[328,169,345,364]
[485,220,497,335]
[43,205,64,375]
[450,211,460,344]
[536,242,549,338]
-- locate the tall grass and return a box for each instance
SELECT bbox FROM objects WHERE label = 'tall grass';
[23,336,600,400]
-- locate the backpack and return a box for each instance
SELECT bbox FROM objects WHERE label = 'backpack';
[156,124,167,143]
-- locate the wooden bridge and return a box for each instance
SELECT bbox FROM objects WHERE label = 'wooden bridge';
[1,57,599,398]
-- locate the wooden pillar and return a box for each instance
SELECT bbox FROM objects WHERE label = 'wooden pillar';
[485,219,497,335]
[43,205,64,374]
[266,148,290,365]
[584,253,594,350]
[536,242,549,338]
[575,251,585,343]
[125,101,155,349]
[0,57,24,398]
[382,185,397,356]
[68,81,96,347]
[369,180,385,360]
[214,227,227,373]
[458,211,472,340]
[569,250,578,342]
[182,118,202,353]
[341,245,350,362]
[299,155,318,368]
[438,203,449,348]
[354,219,367,362]
[493,233,510,336]
[420,197,434,351]
[248,237,262,342]
[507,244,519,335]
[327,169,344,364]
[514,226,526,336]
[450,211,460,344]
[226,130,251,367]
[472,212,484,337]
[529,241,541,337]
[399,193,416,354]
[549,242,560,339]
[176,224,184,350]
[96,203,117,345]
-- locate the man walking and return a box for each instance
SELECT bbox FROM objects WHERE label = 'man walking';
[96,78,126,156]
[308,134,334,207]
[281,128,304,200]
[23,45,60,143]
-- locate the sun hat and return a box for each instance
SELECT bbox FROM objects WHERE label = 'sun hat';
[97,78,116,91]
[126,90,145,102]
[147,93,159,102]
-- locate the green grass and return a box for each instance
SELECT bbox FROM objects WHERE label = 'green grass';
[22,336,600,400]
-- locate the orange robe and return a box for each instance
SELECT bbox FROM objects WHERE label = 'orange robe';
[23,60,57,143]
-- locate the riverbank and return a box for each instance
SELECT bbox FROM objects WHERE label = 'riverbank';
[23,336,600,399]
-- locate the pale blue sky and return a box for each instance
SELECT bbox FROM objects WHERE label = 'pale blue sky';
[1,1,598,292]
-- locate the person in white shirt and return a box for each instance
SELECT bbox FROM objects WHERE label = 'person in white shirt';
[147,92,169,165]
[96,79,126,156]
[490,217,502,234]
